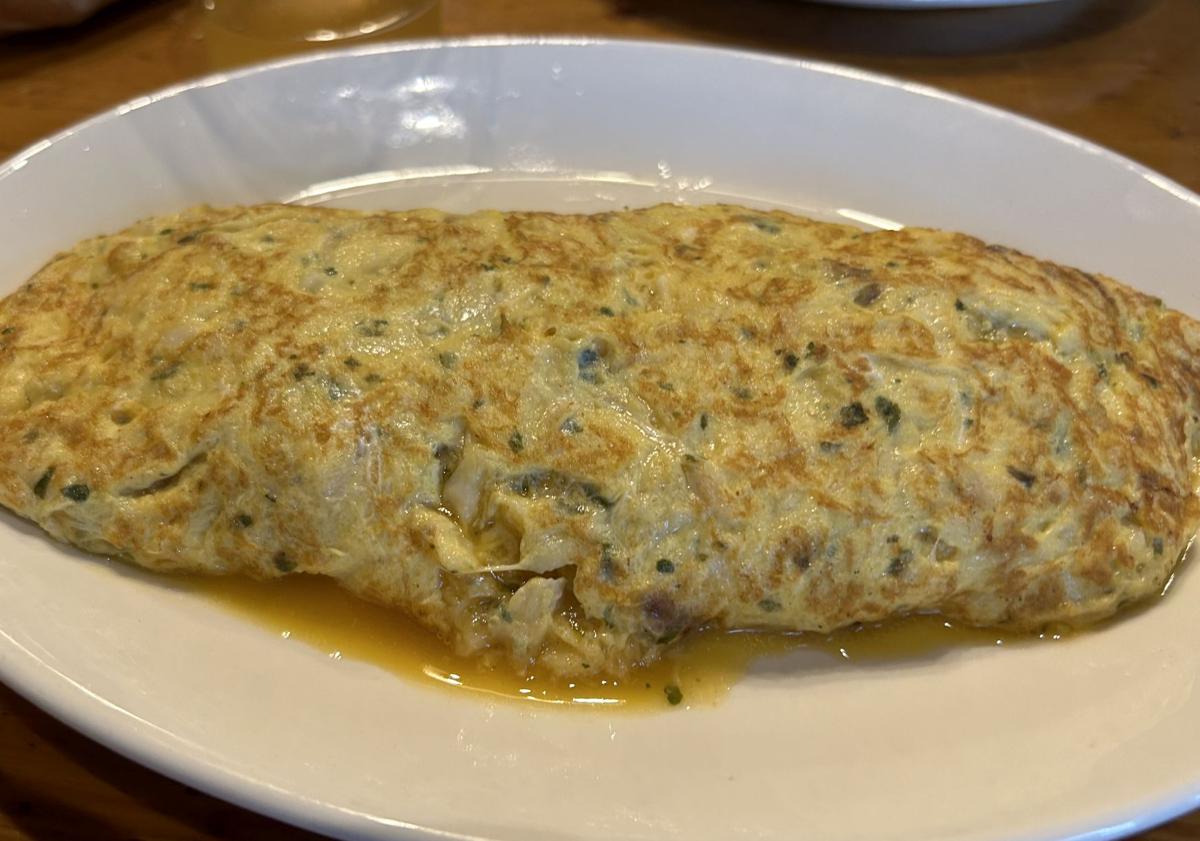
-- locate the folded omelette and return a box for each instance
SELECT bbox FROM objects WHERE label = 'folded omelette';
[1,203,1197,677]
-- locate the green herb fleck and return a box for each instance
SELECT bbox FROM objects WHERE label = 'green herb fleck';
[665,684,683,706]
[61,483,90,502]
[818,441,842,453]
[854,282,882,307]
[188,281,215,291]
[292,363,314,381]
[1006,466,1036,489]
[874,395,901,433]
[233,513,253,528]
[840,402,869,427]
[577,345,601,382]
[273,552,296,573]
[438,351,457,369]
[783,351,800,372]
[324,266,338,277]
[344,357,361,369]
[356,319,389,338]
[732,386,753,400]
[1,326,15,336]
[499,605,513,623]
[561,417,583,434]
[32,467,55,499]
[758,598,782,612]
[954,299,966,311]
[508,431,524,453]
[886,549,912,576]
[599,306,615,317]
[150,362,180,381]
[1153,537,1164,556]
[699,413,709,430]
[656,558,675,574]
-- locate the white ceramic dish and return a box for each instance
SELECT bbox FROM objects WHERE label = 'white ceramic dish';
[2,38,1200,841]
[807,0,1066,8]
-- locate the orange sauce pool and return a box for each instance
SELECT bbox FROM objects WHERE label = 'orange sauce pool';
[177,574,1076,711]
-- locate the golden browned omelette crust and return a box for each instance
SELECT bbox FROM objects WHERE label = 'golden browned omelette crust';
[2,203,1199,676]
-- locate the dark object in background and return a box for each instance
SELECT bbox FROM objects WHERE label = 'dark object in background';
[0,0,121,32]
[613,0,1151,57]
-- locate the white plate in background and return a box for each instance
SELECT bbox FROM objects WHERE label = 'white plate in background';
[806,0,1067,8]
[2,38,1200,841]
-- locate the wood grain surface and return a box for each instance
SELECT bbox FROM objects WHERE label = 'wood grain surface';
[1,1,1198,839]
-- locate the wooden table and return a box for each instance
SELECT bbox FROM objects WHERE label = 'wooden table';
[1,1,1198,838]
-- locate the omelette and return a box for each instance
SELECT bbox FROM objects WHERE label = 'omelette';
[1,203,1198,678]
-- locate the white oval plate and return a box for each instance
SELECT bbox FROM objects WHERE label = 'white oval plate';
[3,38,1200,841]
[808,1,1064,7]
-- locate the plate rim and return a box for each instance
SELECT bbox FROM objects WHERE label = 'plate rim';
[3,34,1198,218]
[2,35,1200,841]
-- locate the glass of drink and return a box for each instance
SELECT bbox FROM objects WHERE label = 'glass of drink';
[196,0,441,69]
